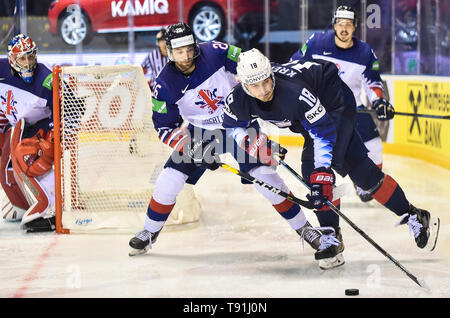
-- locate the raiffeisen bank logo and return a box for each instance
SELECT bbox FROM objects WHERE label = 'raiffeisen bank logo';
[111,0,169,18]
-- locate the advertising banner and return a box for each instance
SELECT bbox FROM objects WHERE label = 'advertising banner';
[393,80,450,168]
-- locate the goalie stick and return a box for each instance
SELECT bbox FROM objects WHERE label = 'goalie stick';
[276,156,430,291]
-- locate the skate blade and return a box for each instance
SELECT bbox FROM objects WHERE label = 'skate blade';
[319,253,345,270]
[128,246,150,257]
[426,217,440,252]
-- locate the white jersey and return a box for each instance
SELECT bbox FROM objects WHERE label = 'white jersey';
[0,59,53,133]
[151,41,241,147]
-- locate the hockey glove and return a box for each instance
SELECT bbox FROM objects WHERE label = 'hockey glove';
[373,98,395,121]
[185,138,220,170]
[308,167,335,210]
[242,132,287,166]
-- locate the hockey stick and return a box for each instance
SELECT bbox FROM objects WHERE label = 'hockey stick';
[215,158,350,210]
[357,108,450,120]
[276,157,430,291]
[215,159,314,209]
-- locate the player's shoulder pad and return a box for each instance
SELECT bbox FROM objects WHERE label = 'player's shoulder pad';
[354,38,380,70]
[152,65,179,103]
[201,41,241,63]
[224,84,248,117]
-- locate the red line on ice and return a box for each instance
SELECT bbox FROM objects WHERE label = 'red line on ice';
[13,237,59,298]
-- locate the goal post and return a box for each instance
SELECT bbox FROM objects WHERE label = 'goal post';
[52,64,202,234]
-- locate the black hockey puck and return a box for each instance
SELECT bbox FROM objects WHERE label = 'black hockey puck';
[345,288,359,296]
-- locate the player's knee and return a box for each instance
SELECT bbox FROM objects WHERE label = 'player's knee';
[153,168,188,204]
[349,156,384,191]
[249,166,289,205]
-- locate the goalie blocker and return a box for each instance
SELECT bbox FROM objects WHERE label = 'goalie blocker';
[5,118,56,232]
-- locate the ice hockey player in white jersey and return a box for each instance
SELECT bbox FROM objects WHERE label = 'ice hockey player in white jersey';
[0,34,56,232]
[291,5,395,202]
[129,22,322,256]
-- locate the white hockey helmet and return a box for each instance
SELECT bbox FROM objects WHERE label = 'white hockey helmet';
[236,48,274,97]
[333,5,357,26]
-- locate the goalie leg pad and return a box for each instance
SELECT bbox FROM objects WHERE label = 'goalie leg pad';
[2,196,27,222]
[0,128,30,211]
[9,119,55,230]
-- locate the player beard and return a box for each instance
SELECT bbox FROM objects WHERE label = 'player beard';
[335,31,351,43]
[176,59,195,74]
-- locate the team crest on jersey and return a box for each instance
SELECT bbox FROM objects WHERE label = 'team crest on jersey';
[1,90,18,120]
[195,88,224,114]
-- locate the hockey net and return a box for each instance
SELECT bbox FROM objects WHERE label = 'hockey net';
[53,65,202,234]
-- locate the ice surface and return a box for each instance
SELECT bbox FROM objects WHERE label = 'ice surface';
[1,150,449,298]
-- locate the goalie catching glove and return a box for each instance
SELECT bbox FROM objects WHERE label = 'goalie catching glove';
[373,98,395,121]
[241,132,287,166]
[15,129,54,177]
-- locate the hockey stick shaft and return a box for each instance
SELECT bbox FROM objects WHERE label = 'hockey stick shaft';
[357,108,450,120]
[216,161,314,209]
[277,158,426,289]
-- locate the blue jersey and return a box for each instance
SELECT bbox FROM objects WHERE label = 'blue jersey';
[223,59,356,171]
[151,41,241,149]
[291,31,383,106]
[0,58,53,134]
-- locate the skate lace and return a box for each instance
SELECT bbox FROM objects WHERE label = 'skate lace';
[356,186,368,196]
[135,230,153,248]
[299,226,321,249]
[316,227,340,250]
[407,215,422,238]
[395,213,422,238]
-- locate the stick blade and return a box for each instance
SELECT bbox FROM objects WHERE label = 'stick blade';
[416,278,432,294]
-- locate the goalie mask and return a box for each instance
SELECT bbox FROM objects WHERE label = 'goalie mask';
[165,22,200,63]
[7,34,38,83]
[236,48,275,99]
[332,5,357,27]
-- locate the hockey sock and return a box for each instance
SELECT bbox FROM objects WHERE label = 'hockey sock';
[144,167,187,232]
[273,196,307,230]
[145,197,175,232]
[372,174,410,216]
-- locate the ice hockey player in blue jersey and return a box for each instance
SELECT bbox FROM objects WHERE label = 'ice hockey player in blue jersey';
[0,34,56,232]
[291,5,394,202]
[223,48,439,269]
[128,23,322,256]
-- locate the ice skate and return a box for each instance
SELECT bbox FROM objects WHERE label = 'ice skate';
[129,229,160,256]
[314,227,345,270]
[296,221,322,250]
[354,184,373,203]
[398,205,440,251]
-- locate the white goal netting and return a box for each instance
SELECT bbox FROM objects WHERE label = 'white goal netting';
[55,65,202,233]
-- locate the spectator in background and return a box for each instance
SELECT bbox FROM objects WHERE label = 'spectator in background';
[141,28,168,86]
